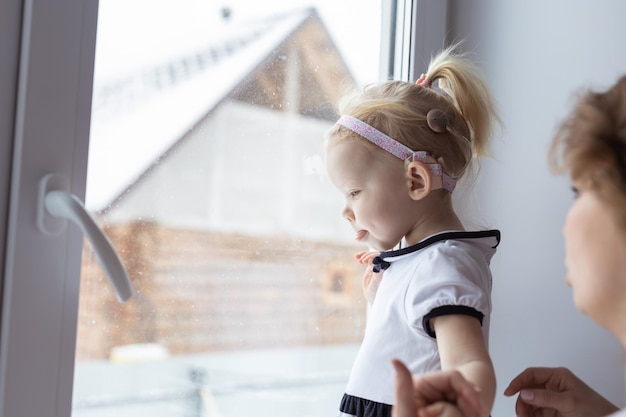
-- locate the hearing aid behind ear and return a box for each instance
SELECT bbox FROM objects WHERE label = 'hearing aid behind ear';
[426,109,448,133]
[426,108,471,149]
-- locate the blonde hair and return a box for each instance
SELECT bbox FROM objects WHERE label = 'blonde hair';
[326,43,500,180]
[549,75,626,225]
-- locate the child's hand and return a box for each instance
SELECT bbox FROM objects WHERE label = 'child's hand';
[355,251,383,304]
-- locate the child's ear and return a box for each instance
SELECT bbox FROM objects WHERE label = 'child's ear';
[405,161,432,200]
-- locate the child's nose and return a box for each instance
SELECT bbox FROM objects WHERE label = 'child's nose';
[342,205,354,222]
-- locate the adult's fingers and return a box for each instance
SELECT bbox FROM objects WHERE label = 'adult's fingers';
[412,370,483,417]
[391,360,484,417]
[514,395,538,417]
[392,359,419,417]
[419,402,464,417]
[518,389,571,414]
[504,368,555,396]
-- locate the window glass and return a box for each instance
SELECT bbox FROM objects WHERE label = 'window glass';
[73,1,382,416]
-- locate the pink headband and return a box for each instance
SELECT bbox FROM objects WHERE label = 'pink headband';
[336,115,456,192]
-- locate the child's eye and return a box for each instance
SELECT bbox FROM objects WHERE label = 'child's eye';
[349,190,361,198]
[571,186,579,199]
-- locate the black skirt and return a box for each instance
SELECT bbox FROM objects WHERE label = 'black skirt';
[339,393,392,417]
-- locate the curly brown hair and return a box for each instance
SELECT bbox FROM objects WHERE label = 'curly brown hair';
[549,75,626,225]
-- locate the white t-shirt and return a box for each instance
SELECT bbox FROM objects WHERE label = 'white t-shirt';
[338,230,500,417]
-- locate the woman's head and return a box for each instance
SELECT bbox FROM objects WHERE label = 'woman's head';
[550,75,626,227]
[550,76,626,337]
[326,44,500,181]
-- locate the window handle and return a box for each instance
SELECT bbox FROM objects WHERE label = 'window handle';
[37,174,134,302]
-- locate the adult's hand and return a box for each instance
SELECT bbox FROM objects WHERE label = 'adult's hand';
[504,367,619,417]
[392,359,484,417]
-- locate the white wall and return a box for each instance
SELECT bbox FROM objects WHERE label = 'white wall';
[448,1,626,415]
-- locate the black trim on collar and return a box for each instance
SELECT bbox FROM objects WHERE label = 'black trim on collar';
[371,230,500,273]
[423,305,484,338]
[380,229,500,260]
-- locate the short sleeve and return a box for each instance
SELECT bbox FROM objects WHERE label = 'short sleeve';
[403,241,492,337]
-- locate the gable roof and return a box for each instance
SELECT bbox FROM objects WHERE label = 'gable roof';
[86,7,354,211]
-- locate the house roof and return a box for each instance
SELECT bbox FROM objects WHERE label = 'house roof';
[86,7,351,211]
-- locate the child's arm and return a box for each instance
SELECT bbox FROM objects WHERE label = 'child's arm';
[431,314,496,417]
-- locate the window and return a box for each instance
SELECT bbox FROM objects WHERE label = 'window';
[76,2,382,415]
[0,0,396,416]
[73,3,383,414]
[9,3,626,417]
[2,1,455,416]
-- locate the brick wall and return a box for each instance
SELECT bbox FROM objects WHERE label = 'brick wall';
[76,221,367,361]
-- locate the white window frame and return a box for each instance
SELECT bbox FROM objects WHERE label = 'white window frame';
[0,1,448,416]
[0,1,98,416]
[381,0,449,81]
